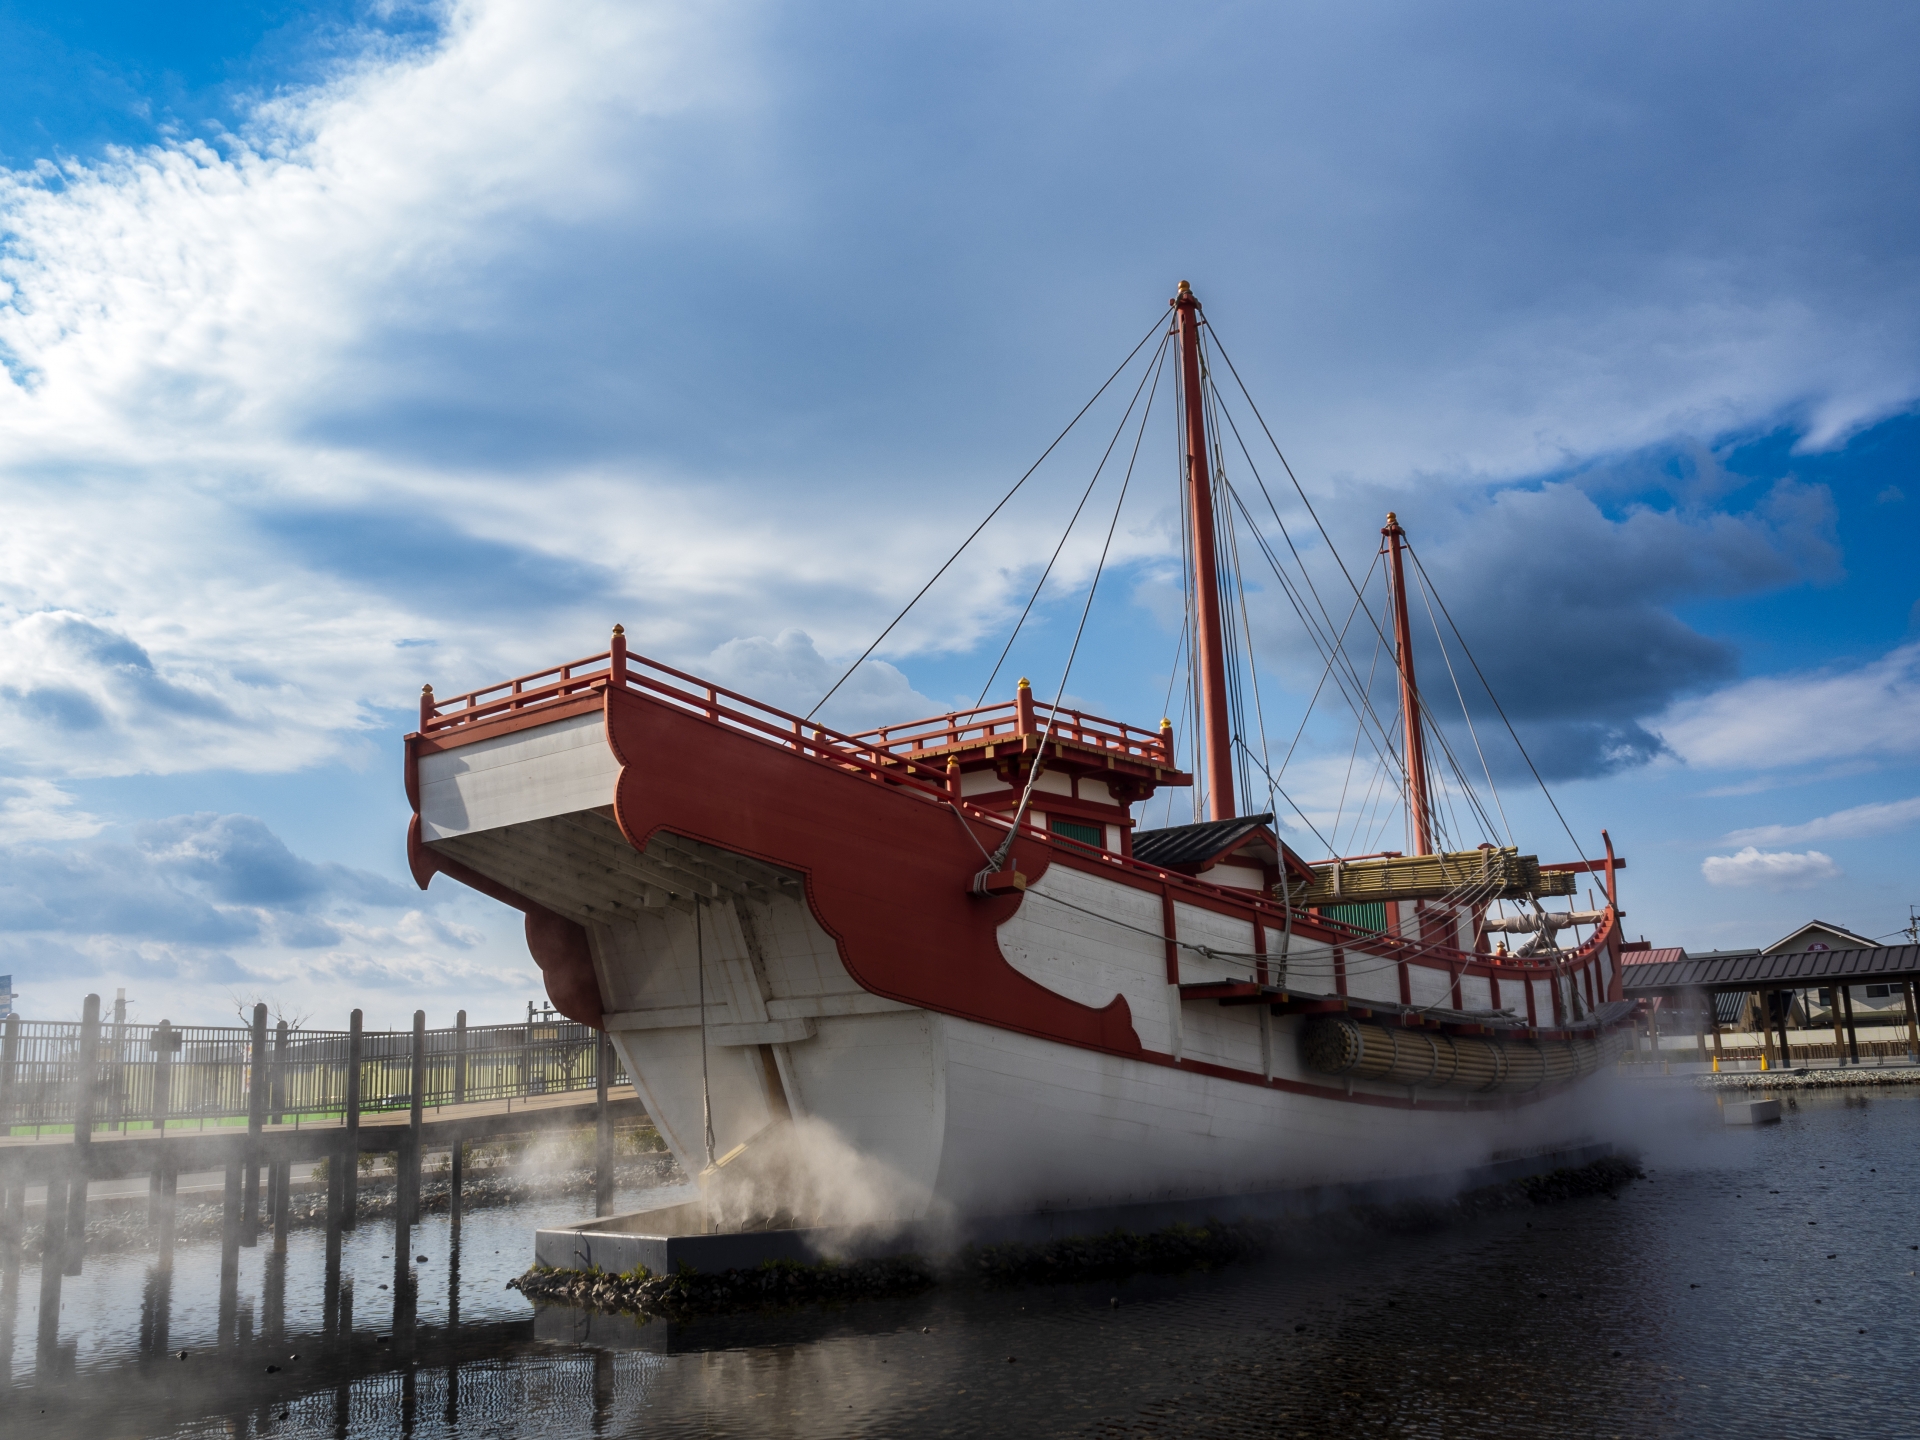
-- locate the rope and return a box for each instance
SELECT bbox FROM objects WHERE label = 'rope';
[974,333,1172,706]
[695,898,714,1168]
[1403,540,1593,869]
[983,335,1166,878]
[810,311,1167,720]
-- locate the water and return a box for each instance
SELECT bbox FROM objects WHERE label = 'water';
[5,1086,1918,1437]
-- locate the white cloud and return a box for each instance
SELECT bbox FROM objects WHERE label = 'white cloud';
[1701,846,1841,889]
[1724,795,1920,847]
[0,778,103,842]
[703,629,942,731]
[1655,641,1920,773]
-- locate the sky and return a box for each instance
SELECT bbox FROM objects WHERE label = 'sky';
[1,0,1917,1027]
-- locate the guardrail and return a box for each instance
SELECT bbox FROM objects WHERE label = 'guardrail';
[0,1007,628,1137]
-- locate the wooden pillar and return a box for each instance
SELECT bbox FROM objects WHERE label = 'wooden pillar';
[108,991,127,1132]
[150,1019,178,1264]
[39,1174,67,1298]
[1692,992,1707,1064]
[1830,984,1847,1061]
[450,1012,467,1227]
[342,1010,362,1231]
[1904,979,1919,1059]
[218,1160,240,1339]
[403,1010,425,1228]
[242,1003,267,1247]
[1756,991,1775,1069]
[65,993,100,1275]
[0,1014,18,1138]
[271,1020,291,1252]
[1841,984,1861,1064]
[1774,989,1794,1069]
[595,1028,614,1217]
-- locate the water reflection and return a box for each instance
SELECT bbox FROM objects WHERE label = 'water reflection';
[5,1090,1920,1438]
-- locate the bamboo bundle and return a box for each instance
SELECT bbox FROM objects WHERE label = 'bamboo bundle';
[1300,1015,1628,1093]
[1284,848,1579,907]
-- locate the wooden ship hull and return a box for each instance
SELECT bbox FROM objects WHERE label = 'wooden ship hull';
[405,642,1631,1224]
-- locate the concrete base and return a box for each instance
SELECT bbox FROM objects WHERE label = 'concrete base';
[532,1140,1618,1280]
[1723,1098,1782,1125]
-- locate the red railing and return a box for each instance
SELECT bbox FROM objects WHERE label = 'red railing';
[420,643,960,798]
[847,700,1173,766]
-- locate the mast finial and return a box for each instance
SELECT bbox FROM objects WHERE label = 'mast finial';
[1017,677,1031,690]
[612,623,625,636]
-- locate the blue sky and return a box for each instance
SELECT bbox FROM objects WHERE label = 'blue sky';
[1,1,1917,1024]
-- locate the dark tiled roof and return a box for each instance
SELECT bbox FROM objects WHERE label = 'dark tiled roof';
[1132,814,1275,869]
[1622,944,1920,995]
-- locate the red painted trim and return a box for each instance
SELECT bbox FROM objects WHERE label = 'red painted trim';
[411,692,605,753]
[1159,885,1181,986]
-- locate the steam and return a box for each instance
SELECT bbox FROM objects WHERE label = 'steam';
[696,1116,948,1240]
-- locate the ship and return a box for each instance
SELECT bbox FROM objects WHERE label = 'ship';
[404,283,1634,1229]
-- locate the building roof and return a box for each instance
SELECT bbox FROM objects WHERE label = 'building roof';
[1623,946,1686,967]
[1763,919,1879,955]
[1622,944,1920,996]
[1132,814,1276,869]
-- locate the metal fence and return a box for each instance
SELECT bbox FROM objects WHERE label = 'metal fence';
[0,1011,629,1135]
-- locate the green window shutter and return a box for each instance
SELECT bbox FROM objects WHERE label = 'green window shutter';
[1049,817,1104,848]
[1322,901,1387,933]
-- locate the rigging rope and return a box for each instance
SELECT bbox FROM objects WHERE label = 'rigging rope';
[809,310,1167,721]
[984,336,1168,877]
[975,332,1172,706]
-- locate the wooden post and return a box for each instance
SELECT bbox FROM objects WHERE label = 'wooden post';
[65,992,100,1275]
[1904,980,1919,1059]
[150,1020,179,1263]
[1774,989,1794,1069]
[1692,991,1707,1064]
[1756,991,1775,1069]
[343,1010,362,1231]
[108,990,127,1132]
[40,1174,67,1286]
[1841,984,1861,1064]
[595,1028,614,1217]
[1829,983,1847,1062]
[451,1011,467,1227]
[0,1014,18,1146]
[242,1003,267,1247]
[38,1173,66,1342]
[406,1011,426,1226]
[271,1020,291,1251]
[218,1160,241,1336]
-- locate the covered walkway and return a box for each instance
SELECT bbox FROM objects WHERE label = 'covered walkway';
[1621,944,1920,1066]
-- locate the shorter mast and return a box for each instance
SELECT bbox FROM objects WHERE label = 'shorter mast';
[1173,280,1236,821]
[1382,512,1434,856]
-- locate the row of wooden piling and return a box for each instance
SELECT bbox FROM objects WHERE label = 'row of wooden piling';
[1,996,632,1330]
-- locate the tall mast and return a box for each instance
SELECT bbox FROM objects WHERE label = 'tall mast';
[1382,512,1434,855]
[1173,281,1236,821]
